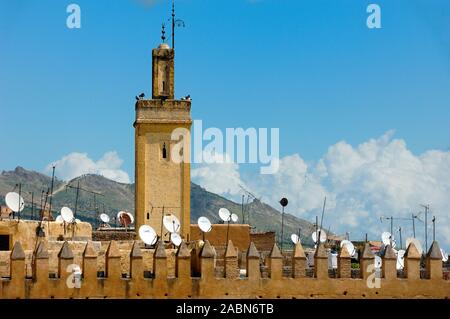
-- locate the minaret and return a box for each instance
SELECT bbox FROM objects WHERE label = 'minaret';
[134,28,191,240]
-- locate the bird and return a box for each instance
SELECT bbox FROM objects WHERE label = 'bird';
[135,93,145,100]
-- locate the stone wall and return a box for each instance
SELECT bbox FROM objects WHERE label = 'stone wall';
[0,239,448,299]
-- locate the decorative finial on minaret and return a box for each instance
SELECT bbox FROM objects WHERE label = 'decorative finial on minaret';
[161,23,166,42]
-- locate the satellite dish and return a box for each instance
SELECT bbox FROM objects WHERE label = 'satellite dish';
[291,234,300,244]
[61,207,74,223]
[55,215,64,223]
[163,214,181,233]
[126,212,134,224]
[118,211,133,227]
[5,192,25,212]
[75,219,81,223]
[170,233,182,247]
[312,229,327,243]
[440,249,448,262]
[231,213,238,223]
[375,255,382,269]
[396,249,405,270]
[100,213,110,224]
[139,225,158,246]
[405,237,423,255]
[218,208,231,222]
[381,232,394,246]
[198,216,212,233]
[340,240,356,257]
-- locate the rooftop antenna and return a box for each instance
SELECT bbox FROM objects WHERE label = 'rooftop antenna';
[29,191,34,220]
[420,204,429,251]
[279,197,288,253]
[432,216,436,242]
[398,226,402,249]
[161,23,166,43]
[170,0,185,49]
[317,196,327,245]
[48,165,56,221]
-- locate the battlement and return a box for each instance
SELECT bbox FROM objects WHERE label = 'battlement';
[135,99,191,125]
[0,240,448,299]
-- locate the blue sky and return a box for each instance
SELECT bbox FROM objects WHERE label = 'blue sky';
[1,0,450,248]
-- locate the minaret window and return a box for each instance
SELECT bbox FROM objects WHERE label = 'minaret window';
[162,143,167,159]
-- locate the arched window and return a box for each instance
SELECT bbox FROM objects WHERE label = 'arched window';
[162,143,167,159]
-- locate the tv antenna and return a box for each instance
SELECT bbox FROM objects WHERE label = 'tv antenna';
[279,197,288,252]
[65,179,104,220]
[169,0,185,49]
[419,204,430,252]
[47,165,56,222]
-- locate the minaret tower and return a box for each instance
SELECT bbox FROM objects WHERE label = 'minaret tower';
[134,25,191,240]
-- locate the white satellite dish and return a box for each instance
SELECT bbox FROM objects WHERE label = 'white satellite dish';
[396,249,405,270]
[170,233,182,247]
[291,234,300,244]
[55,215,64,223]
[75,219,81,223]
[440,249,448,262]
[231,213,238,223]
[163,214,181,233]
[375,255,382,269]
[100,213,110,224]
[139,225,158,246]
[340,240,356,257]
[5,192,25,212]
[61,207,74,223]
[405,237,423,255]
[381,232,394,246]
[312,229,327,243]
[198,216,212,233]
[218,208,231,222]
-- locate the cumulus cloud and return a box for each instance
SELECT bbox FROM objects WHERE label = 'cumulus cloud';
[191,151,248,198]
[45,151,130,183]
[192,131,450,251]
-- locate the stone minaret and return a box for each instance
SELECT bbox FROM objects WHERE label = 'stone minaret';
[134,40,191,240]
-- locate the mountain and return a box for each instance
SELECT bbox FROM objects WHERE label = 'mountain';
[0,167,317,246]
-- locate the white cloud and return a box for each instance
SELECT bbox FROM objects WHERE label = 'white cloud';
[45,151,130,183]
[191,151,247,199]
[192,131,450,252]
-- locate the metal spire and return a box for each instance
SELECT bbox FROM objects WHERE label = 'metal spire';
[161,23,166,42]
[172,0,175,49]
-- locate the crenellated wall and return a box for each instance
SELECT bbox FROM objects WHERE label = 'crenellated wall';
[0,239,448,299]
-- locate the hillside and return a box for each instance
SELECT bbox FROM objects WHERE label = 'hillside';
[0,167,316,246]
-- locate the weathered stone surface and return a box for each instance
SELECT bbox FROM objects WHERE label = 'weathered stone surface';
[427,241,442,260]
[314,243,327,259]
[154,241,167,259]
[201,240,216,258]
[58,241,74,260]
[361,242,375,259]
[405,242,421,259]
[270,243,282,259]
[293,242,306,259]
[247,242,260,259]
[225,240,237,258]
[11,242,25,260]
[34,241,49,259]
[83,241,98,258]
[130,241,143,258]
[382,245,397,260]
[177,241,190,259]
[106,240,121,258]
